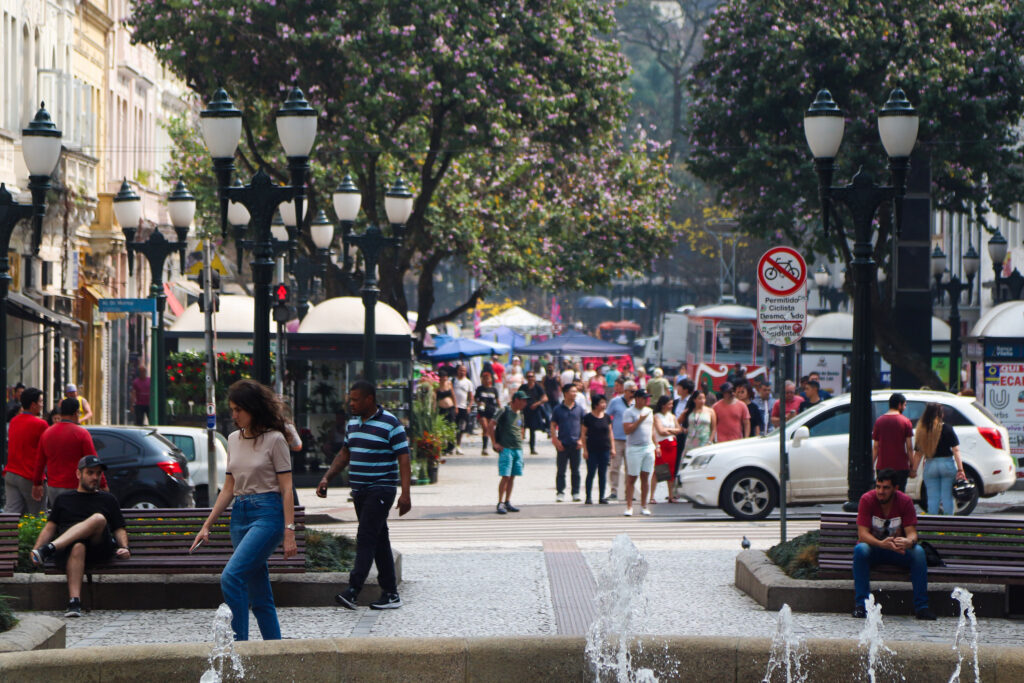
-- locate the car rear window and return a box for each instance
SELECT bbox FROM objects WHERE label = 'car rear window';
[168,435,197,461]
[971,400,1000,426]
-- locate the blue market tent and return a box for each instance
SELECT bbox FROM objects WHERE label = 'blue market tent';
[425,337,510,360]
[612,296,647,310]
[515,330,630,356]
[576,295,615,309]
[479,325,526,351]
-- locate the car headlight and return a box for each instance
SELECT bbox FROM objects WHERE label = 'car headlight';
[690,454,715,469]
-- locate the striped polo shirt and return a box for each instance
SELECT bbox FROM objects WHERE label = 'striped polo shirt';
[345,406,409,491]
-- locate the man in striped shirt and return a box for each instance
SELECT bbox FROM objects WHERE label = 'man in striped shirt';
[317,380,411,610]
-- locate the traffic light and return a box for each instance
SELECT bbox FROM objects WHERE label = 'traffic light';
[273,283,293,323]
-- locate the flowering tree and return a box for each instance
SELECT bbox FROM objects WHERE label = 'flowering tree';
[687,0,1024,385]
[131,0,674,340]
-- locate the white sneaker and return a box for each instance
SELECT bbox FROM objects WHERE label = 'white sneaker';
[572,494,581,502]
[641,508,652,516]
[556,492,565,502]
[623,508,633,516]
[455,447,464,455]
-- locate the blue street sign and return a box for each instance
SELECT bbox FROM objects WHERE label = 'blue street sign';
[206,414,216,430]
[98,298,157,315]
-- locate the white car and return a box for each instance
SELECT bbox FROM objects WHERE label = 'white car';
[678,390,1016,519]
[152,426,228,506]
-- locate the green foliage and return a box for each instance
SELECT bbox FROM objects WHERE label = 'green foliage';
[16,513,48,573]
[304,529,356,573]
[130,0,675,325]
[410,380,456,463]
[165,351,259,413]
[688,0,1024,253]
[0,595,16,633]
[767,529,819,580]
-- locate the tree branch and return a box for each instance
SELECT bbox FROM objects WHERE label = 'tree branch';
[423,287,485,328]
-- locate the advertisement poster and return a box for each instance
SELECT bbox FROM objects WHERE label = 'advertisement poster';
[932,356,950,387]
[983,363,1024,462]
[800,353,843,395]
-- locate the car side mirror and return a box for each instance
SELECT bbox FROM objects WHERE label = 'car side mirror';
[791,426,810,447]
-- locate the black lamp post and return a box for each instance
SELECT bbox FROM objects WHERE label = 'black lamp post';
[200,88,317,387]
[804,88,919,512]
[114,179,195,425]
[932,245,979,392]
[331,178,414,384]
[0,104,61,498]
[988,228,1010,304]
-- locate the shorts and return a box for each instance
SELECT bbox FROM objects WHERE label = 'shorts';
[456,408,471,433]
[54,529,117,571]
[498,448,524,477]
[625,445,656,477]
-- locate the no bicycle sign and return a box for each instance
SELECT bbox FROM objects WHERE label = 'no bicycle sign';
[757,247,808,347]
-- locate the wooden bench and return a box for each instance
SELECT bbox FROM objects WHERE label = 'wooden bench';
[818,511,1024,616]
[0,513,20,577]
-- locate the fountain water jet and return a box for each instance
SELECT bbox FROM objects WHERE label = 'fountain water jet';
[948,587,980,683]
[762,604,807,683]
[199,603,245,683]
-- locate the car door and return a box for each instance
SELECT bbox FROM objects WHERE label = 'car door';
[787,405,850,499]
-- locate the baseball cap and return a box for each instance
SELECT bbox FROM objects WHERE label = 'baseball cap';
[77,455,106,471]
[65,383,78,393]
[634,389,650,399]
[513,390,530,400]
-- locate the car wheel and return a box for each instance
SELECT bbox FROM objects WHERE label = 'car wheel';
[124,495,167,510]
[917,467,980,516]
[720,469,777,520]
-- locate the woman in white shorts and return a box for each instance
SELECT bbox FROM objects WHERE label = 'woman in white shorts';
[621,389,656,516]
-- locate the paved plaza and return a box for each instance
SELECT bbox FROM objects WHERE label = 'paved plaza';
[16,433,1024,650]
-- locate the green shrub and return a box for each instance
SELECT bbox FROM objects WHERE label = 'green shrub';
[767,529,820,580]
[16,513,48,573]
[0,594,17,633]
[304,529,356,573]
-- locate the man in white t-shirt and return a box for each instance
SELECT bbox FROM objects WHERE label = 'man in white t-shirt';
[622,389,656,517]
[560,361,577,388]
[452,365,475,454]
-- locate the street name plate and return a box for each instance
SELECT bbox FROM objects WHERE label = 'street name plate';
[98,298,156,315]
[756,247,808,347]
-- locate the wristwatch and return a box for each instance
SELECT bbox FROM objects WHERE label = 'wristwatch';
[286,523,296,531]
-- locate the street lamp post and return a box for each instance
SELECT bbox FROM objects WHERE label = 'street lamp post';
[0,105,61,501]
[200,88,318,387]
[804,88,919,512]
[987,229,1010,304]
[114,179,195,425]
[332,178,414,384]
[932,245,979,392]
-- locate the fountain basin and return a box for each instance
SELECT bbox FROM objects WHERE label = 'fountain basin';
[0,635,1022,682]
[0,616,64,653]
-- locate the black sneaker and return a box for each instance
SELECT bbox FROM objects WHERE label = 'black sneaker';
[916,608,937,621]
[335,587,359,610]
[585,499,593,505]
[32,542,55,566]
[607,493,618,501]
[852,606,866,619]
[504,502,519,512]
[496,502,507,515]
[599,498,610,504]
[64,598,82,618]
[369,592,403,610]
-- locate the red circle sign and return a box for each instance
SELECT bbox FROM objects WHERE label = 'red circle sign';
[757,247,807,296]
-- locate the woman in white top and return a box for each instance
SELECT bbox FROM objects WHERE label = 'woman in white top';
[192,380,296,641]
[652,395,682,503]
[504,356,525,402]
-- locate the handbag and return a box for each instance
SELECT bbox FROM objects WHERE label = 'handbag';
[654,463,672,482]
[919,540,945,567]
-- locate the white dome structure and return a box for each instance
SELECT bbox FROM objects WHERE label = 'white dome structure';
[804,312,951,341]
[298,297,411,336]
[969,300,1024,338]
[169,295,264,333]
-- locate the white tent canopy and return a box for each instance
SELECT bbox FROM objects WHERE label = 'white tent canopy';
[478,306,552,336]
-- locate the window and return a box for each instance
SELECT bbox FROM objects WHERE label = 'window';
[92,433,129,465]
[807,406,850,437]
[168,435,196,462]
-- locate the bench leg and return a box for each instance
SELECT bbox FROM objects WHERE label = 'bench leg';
[1006,585,1024,619]
[87,573,94,613]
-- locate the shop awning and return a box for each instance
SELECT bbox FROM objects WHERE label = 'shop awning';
[7,292,81,337]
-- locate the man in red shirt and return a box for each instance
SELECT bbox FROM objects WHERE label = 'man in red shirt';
[33,398,99,508]
[489,354,505,386]
[771,380,805,427]
[852,469,934,620]
[3,388,48,515]
[711,382,750,442]
[871,392,914,492]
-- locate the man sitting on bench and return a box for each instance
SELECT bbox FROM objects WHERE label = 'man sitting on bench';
[852,468,935,620]
[30,456,130,617]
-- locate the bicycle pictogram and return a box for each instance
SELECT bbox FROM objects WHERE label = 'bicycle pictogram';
[757,247,806,296]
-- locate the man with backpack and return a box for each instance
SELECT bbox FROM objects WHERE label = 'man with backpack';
[493,391,529,514]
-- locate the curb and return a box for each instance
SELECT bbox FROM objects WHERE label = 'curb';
[735,549,1007,617]
[0,615,65,653]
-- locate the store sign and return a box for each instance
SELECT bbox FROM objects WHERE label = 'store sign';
[983,363,1024,462]
[800,353,843,395]
[986,343,1024,359]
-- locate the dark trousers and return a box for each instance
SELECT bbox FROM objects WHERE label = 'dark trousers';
[349,487,398,594]
[133,404,150,426]
[528,429,541,453]
[585,449,610,502]
[556,446,582,495]
[876,469,910,493]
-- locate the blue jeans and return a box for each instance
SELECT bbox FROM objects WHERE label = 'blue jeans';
[853,542,929,611]
[923,457,957,515]
[223,492,285,641]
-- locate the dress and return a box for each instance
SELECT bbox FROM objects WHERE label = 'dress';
[683,408,714,454]
[654,412,679,469]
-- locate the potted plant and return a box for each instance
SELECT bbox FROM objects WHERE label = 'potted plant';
[410,376,455,484]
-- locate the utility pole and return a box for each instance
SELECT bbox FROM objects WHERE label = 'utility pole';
[203,239,218,505]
